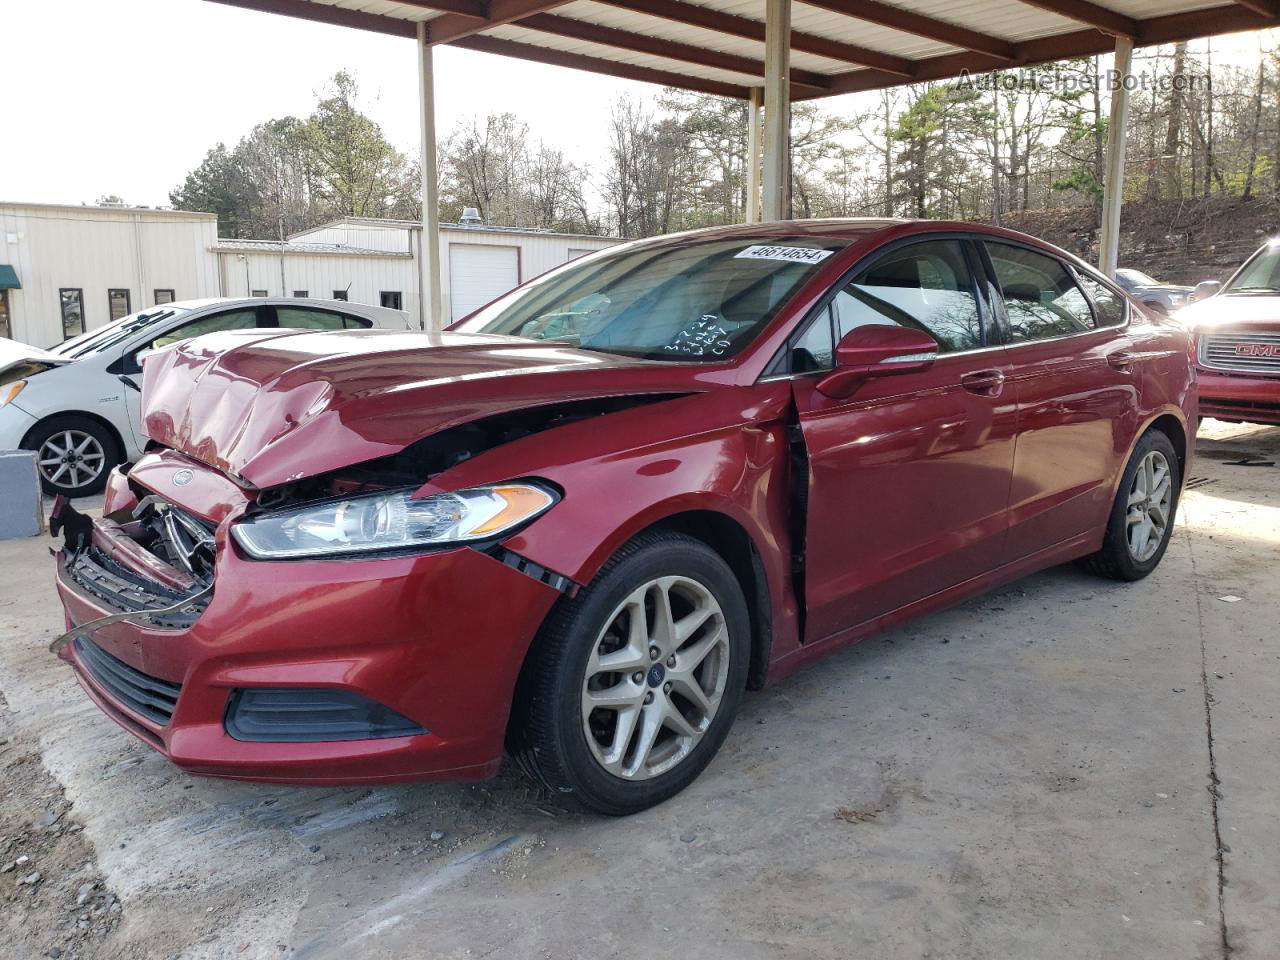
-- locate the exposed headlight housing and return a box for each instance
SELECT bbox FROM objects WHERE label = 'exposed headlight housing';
[232,483,557,559]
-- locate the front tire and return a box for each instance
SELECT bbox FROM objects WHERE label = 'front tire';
[509,532,750,815]
[1077,429,1181,581]
[24,415,121,498]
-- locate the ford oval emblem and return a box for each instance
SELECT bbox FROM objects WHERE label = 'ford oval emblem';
[173,469,194,486]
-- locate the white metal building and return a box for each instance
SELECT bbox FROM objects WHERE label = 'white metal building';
[0,201,617,347]
[0,202,221,346]
[215,217,613,327]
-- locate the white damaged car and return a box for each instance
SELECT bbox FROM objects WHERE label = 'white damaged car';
[0,298,411,496]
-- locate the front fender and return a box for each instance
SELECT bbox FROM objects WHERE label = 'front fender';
[419,384,803,661]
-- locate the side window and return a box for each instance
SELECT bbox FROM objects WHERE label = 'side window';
[147,308,260,350]
[833,240,983,354]
[791,307,834,372]
[987,243,1095,342]
[276,307,347,331]
[1075,273,1127,328]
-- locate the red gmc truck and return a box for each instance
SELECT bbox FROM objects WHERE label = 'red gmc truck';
[1177,239,1280,425]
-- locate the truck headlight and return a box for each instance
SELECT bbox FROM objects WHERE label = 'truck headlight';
[232,484,557,559]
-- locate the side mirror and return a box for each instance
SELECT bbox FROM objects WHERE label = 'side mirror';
[816,325,939,399]
[1190,280,1221,303]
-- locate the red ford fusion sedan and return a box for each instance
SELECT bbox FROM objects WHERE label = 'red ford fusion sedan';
[50,219,1196,815]
[1175,239,1280,425]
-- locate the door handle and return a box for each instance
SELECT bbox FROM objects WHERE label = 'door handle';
[1107,350,1135,370]
[960,369,1005,396]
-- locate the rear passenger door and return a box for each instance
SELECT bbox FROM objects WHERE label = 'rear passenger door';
[979,240,1140,560]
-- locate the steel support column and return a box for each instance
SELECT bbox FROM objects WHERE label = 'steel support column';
[746,87,763,223]
[762,0,791,222]
[417,21,444,330]
[1098,36,1134,278]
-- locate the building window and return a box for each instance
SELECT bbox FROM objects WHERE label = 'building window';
[332,290,349,301]
[59,288,85,337]
[292,290,309,298]
[0,291,10,340]
[380,291,402,310]
[154,288,175,305]
[251,289,268,298]
[108,288,131,321]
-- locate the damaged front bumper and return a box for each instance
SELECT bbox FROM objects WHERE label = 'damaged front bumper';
[53,460,565,785]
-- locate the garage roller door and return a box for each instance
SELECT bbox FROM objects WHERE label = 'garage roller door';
[449,244,519,322]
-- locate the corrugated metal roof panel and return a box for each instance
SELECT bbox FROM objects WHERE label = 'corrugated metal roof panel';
[320,0,439,21]
[492,22,765,85]
[1103,0,1227,17]
[554,1,850,73]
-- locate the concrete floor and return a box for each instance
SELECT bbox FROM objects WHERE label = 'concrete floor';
[1,420,1276,960]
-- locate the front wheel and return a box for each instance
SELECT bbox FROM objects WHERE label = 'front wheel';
[24,415,122,498]
[1077,429,1181,581]
[509,532,750,815]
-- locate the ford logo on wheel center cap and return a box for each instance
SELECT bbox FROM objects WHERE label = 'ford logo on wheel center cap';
[646,663,666,688]
[172,469,194,486]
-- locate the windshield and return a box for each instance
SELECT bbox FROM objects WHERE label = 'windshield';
[1227,243,1280,294]
[1118,268,1157,287]
[51,307,189,359]
[455,236,848,361]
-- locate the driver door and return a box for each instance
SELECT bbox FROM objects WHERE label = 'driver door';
[790,238,1017,643]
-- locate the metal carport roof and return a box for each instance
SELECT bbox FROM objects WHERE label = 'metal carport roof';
[209,0,1280,99]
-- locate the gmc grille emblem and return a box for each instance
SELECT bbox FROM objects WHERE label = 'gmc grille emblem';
[1233,343,1280,357]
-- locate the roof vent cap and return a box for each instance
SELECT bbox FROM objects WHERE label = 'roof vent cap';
[460,207,483,226]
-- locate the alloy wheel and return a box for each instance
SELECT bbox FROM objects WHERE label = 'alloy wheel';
[37,430,106,490]
[1126,449,1173,562]
[581,575,730,781]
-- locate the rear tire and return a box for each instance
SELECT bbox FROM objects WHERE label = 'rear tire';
[24,415,121,498]
[508,531,750,815]
[1077,429,1181,581]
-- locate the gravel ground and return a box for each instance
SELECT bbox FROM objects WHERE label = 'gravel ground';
[0,419,1276,960]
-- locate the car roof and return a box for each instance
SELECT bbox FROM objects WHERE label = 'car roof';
[167,296,399,315]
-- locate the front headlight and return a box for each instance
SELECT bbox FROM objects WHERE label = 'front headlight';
[232,484,557,559]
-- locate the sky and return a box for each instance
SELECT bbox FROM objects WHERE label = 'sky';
[3,0,649,208]
[4,1,1276,211]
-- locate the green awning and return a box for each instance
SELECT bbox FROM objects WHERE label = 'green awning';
[0,265,19,290]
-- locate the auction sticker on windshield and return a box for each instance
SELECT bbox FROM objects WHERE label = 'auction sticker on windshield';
[734,245,835,265]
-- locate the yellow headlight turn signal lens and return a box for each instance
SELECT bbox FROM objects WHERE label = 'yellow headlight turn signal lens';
[469,485,558,535]
[1,380,26,407]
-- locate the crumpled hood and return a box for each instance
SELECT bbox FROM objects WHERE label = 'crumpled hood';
[1174,294,1280,330]
[140,328,700,488]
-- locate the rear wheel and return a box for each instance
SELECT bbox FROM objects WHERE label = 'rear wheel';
[24,416,121,498]
[509,532,749,815]
[1077,429,1180,581]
